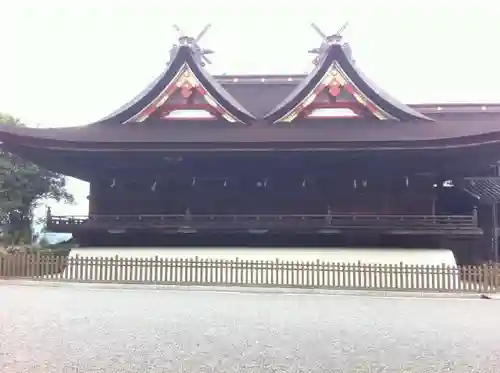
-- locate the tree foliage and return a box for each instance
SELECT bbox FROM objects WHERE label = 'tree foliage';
[0,113,74,245]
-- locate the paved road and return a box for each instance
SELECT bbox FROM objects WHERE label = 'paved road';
[1,283,499,373]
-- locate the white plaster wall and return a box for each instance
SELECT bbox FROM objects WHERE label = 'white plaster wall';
[70,247,457,267]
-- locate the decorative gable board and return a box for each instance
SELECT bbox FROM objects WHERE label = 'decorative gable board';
[125,64,240,123]
[278,64,392,122]
[262,42,432,124]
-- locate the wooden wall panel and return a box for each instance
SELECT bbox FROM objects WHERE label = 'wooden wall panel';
[90,177,436,216]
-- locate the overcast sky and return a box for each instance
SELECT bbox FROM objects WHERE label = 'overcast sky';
[1,0,499,216]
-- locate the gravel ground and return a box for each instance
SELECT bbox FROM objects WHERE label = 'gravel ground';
[1,283,500,373]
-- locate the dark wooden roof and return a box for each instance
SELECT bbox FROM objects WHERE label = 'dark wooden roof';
[263,44,432,123]
[4,117,500,151]
[97,45,255,124]
[3,42,500,154]
[212,73,500,119]
[213,74,500,120]
[217,75,302,118]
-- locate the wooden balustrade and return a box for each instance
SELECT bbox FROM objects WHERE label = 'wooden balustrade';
[0,253,499,293]
[47,213,478,233]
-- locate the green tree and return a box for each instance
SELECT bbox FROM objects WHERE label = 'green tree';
[0,113,74,245]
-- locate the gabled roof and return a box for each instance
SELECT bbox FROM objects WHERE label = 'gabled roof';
[263,43,433,123]
[97,45,255,125]
[215,74,500,120]
[5,30,500,160]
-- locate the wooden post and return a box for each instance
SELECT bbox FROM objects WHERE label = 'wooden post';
[492,165,500,263]
[472,206,478,225]
[492,203,498,262]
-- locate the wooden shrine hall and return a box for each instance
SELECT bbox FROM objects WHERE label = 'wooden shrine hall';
[1,24,500,264]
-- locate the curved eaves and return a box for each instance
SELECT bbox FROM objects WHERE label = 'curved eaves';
[264,45,433,123]
[94,46,255,124]
[4,119,500,151]
[98,72,166,122]
[332,45,433,121]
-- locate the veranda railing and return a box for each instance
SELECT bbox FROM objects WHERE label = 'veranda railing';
[0,254,498,293]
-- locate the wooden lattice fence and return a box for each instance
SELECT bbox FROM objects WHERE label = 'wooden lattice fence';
[0,254,499,293]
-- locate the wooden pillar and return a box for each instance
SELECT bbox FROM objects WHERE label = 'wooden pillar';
[493,165,500,262]
[476,206,493,263]
[88,182,96,216]
[492,203,498,262]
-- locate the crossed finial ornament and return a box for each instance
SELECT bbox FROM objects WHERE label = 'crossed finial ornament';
[169,24,215,67]
[308,22,353,65]
[167,23,352,67]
